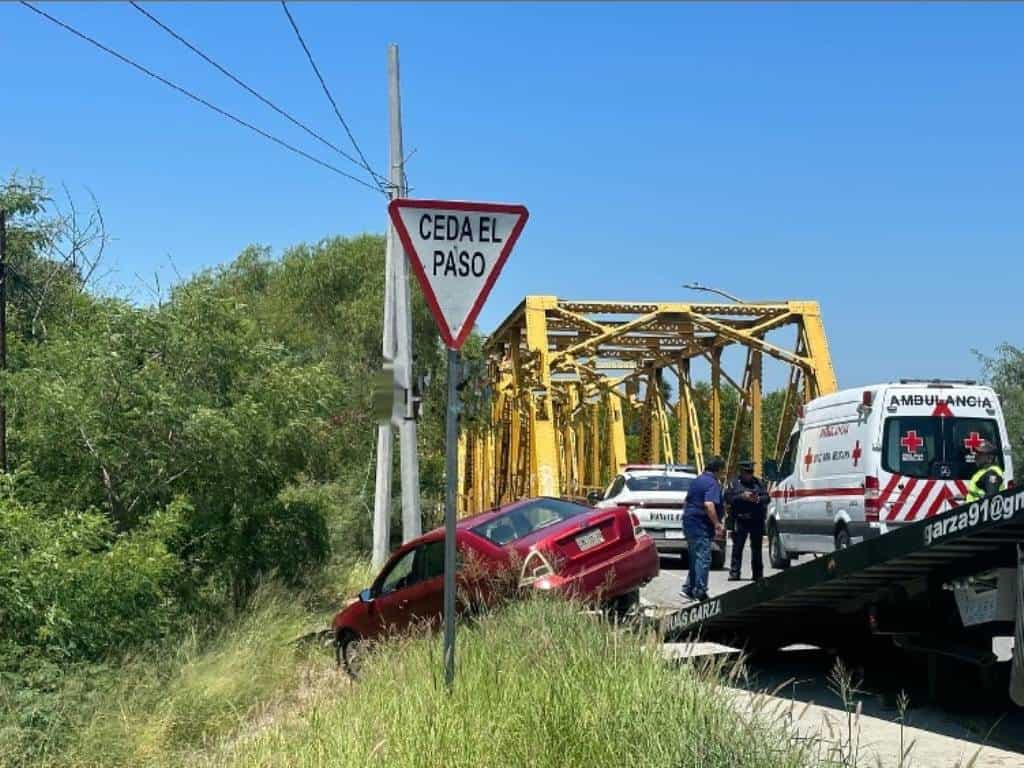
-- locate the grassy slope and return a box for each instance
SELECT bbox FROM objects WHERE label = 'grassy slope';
[15,583,812,768]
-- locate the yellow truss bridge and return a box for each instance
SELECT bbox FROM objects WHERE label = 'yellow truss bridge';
[457,295,837,516]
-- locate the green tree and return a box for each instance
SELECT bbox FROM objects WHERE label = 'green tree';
[978,343,1024,449]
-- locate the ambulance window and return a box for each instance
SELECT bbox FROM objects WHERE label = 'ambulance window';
[882,417,940,479]
[948,419,1002,477]
[778,433,799,479]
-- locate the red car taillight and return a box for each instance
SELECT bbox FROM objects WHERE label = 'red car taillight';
[864,476,880,522]
[519,549,556,587]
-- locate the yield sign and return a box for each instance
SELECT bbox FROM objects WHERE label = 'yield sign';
[388,199,529,349]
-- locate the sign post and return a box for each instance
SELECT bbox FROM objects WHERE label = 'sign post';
[388,199,528,688]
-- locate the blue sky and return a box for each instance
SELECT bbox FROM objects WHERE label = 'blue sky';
[4,2,1022,390]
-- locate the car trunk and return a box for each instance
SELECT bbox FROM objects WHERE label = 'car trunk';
[625,491,686,530]
[513,506,636,578]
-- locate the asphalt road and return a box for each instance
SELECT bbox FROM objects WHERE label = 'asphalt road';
[641,541,1024,757]
[642,540,780,608]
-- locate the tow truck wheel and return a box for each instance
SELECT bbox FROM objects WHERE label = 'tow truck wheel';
[768,522,791,569]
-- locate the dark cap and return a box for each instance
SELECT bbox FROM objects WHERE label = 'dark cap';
[738,459,755,472]
[705,455,726,473]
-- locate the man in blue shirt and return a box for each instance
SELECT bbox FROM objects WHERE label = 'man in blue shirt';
[681,455,726,602]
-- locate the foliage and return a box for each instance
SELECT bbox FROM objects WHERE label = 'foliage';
[0,176,447,675]
[977,343,1024,449]
[0,584,333,768]
[0,478,184,662]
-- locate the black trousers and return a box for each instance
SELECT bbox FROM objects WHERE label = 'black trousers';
[730,516,764,578]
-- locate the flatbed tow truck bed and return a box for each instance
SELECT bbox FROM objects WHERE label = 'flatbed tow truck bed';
[661,487,1024,688]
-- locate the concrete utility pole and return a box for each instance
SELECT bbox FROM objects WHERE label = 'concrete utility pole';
[372,43,421,569]
[0,209,7,473]
[389,44,422,546]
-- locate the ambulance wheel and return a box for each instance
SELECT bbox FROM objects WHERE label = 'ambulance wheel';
[834,526,851,551]
[768,522,790,569]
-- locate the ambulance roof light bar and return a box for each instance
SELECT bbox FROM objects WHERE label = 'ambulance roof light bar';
[898,378,977,387]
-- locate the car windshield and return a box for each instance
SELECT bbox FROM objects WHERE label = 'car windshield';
[472,499,588,546]
[882,417,1004,480]
[625,475,692,492]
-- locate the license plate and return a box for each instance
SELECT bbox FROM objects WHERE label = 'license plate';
[575,529,604,551]
[664,529,685,540]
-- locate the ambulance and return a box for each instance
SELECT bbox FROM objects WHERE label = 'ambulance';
[765,379,1014,568]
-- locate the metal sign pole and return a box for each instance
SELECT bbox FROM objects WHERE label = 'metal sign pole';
[443,346,460,689]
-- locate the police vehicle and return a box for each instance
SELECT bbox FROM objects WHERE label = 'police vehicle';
[765,379,1014,568]
[589,464,726,570]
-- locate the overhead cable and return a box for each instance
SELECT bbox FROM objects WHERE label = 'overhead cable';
[20,2,384,193]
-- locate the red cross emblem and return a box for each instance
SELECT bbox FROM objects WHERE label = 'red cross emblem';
[900,430,924,453]
[963,432,984,452]
[804,447,814,470]
[852,440,862,467]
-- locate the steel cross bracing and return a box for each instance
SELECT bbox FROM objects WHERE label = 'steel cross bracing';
[457,295,837,516]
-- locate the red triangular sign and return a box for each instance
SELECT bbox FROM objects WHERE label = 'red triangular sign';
[389,199,528,349]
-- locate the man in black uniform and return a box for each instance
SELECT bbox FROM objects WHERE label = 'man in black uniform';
[725,460,770,581]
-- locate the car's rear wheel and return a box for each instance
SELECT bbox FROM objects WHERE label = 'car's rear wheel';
[337,630,364,679]
[606,589,640,622]
[768,522,791,569]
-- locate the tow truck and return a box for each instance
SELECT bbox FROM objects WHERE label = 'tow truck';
[661,486,1024,705]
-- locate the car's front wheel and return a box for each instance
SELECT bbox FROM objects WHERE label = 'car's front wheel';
[336,630,364,679]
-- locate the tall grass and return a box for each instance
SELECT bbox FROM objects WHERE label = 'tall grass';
[197,598,811,768]
[13,577,817,768]
[7,562,375,768]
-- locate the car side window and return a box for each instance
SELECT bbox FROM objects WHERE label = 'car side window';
[417,541,445,581]
[379,548,417,595]
[605,476,626,499]
[778,432,800,480]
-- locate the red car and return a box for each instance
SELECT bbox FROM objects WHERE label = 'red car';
[332,496,658,673]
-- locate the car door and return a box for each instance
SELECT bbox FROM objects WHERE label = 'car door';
[373,544,443,633]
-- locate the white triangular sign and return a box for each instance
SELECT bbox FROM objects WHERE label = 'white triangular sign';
[389,199,528,349]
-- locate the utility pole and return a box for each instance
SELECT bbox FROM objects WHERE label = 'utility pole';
[389,43,422,545]
[372,43,421,569]
[0,209,6,473]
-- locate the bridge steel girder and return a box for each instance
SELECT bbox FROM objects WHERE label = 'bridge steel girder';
[458,296,837,515]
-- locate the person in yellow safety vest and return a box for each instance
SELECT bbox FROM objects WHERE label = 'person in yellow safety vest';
[965,439,1006,502]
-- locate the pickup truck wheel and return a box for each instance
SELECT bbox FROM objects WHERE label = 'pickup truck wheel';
[834,526,851,551]
[768,522,791,569]
[710,546,726,571]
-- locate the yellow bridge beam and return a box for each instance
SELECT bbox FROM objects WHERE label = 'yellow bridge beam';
[458,296,836,515]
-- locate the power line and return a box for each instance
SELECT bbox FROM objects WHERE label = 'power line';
[20,2,384,194]
[279,2,385,192]
[128,1,384,191]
